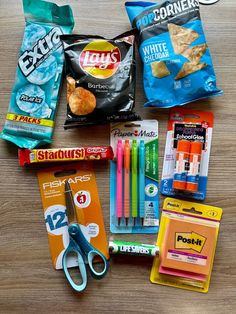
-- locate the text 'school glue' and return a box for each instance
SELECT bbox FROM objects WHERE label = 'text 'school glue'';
[186,141,203,192]
[173,140,191,190]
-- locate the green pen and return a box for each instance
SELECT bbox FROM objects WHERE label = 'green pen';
[132,140,138,225]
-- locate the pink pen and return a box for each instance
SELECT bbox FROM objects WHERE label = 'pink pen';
[116,140,123,226]
[124,140,130,226]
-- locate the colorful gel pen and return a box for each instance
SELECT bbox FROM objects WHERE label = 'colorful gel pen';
[139,140,145,226]
[131,140,138,225]
[116,140,123,226]
[124,140,130,226]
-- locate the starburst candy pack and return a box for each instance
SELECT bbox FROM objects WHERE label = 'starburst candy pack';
[37,163,109,270]
[0,0,74,148]
[150,198,222,293]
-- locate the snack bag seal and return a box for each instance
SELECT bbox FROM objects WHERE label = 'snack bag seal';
[0,0,74,148]
[125,1,223,108]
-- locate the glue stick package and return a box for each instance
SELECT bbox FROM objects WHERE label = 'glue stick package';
[37,163,109,270]
[0,0,74,148]
[110,120,159,234]
[160,108,214,200]
[150,198,222,293]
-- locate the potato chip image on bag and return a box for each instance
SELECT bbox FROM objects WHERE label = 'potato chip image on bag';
[168,23,199,55]
[151,61,170,78]
[61,30,139,128]
[66,76,76,102]
[182,44,208,65]
[69,87,96,116]
[175,62,208,80]
[125,1,223,108]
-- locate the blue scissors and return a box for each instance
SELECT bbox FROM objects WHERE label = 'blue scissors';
[63,180,109,292]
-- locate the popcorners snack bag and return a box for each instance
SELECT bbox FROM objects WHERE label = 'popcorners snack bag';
[125,1,223,108]
[61,31,139,128]
[0,0,74,148]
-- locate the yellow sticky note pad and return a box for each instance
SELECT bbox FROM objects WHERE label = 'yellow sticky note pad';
[150,198,222,293]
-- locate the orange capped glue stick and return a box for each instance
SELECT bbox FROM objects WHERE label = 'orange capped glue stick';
[173,140,191,190]
[186,141,203,192]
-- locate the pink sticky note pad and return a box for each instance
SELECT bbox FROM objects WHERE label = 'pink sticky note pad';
[159,265,207,282]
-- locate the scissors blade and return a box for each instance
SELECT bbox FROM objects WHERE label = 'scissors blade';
[64,180,77,224]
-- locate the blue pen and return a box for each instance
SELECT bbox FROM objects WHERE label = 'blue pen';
[139,140,145,226]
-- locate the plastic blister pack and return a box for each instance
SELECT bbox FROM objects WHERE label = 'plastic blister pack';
[110,121,159,233]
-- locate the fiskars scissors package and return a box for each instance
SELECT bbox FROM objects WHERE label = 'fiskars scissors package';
[37,163,109,270]
[125,1,222,108]
[0,0,74,149]
[110,120,159,234]
[150,198,223,293]
[160,108,214,200]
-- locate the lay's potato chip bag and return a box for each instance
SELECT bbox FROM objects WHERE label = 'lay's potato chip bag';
[61,30,139,128]
[125,1,223,108]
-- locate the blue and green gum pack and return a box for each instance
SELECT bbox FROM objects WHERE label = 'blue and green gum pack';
[110,121,159,234]
[125,1,223,108]
[0,0,74,149]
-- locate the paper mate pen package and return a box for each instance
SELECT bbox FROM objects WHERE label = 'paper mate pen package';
[110,120,159,234]
[0,0,74,149]
[150,198,223,293]
[160,108,214,200]
[125,1,222,108]
[37,163,109,270]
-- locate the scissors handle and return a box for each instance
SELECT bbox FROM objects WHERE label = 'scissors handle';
[63,224,108,291]
[69,223,108,279]
[62,237,87,292]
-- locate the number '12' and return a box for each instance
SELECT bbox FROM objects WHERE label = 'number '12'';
[45,211,67,231]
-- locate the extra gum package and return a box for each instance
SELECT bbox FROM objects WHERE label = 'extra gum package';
[0,0,74,148]
[37,163,109,269]
[150,198,223,293]
[110,120,159,234]
[160,108,214,200]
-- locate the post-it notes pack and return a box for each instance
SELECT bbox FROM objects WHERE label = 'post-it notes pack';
[150,198,222,293]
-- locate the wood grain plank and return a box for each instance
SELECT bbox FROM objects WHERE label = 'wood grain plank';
[0,0,236,313]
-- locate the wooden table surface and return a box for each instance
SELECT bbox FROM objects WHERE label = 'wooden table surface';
[0,0,236,313]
